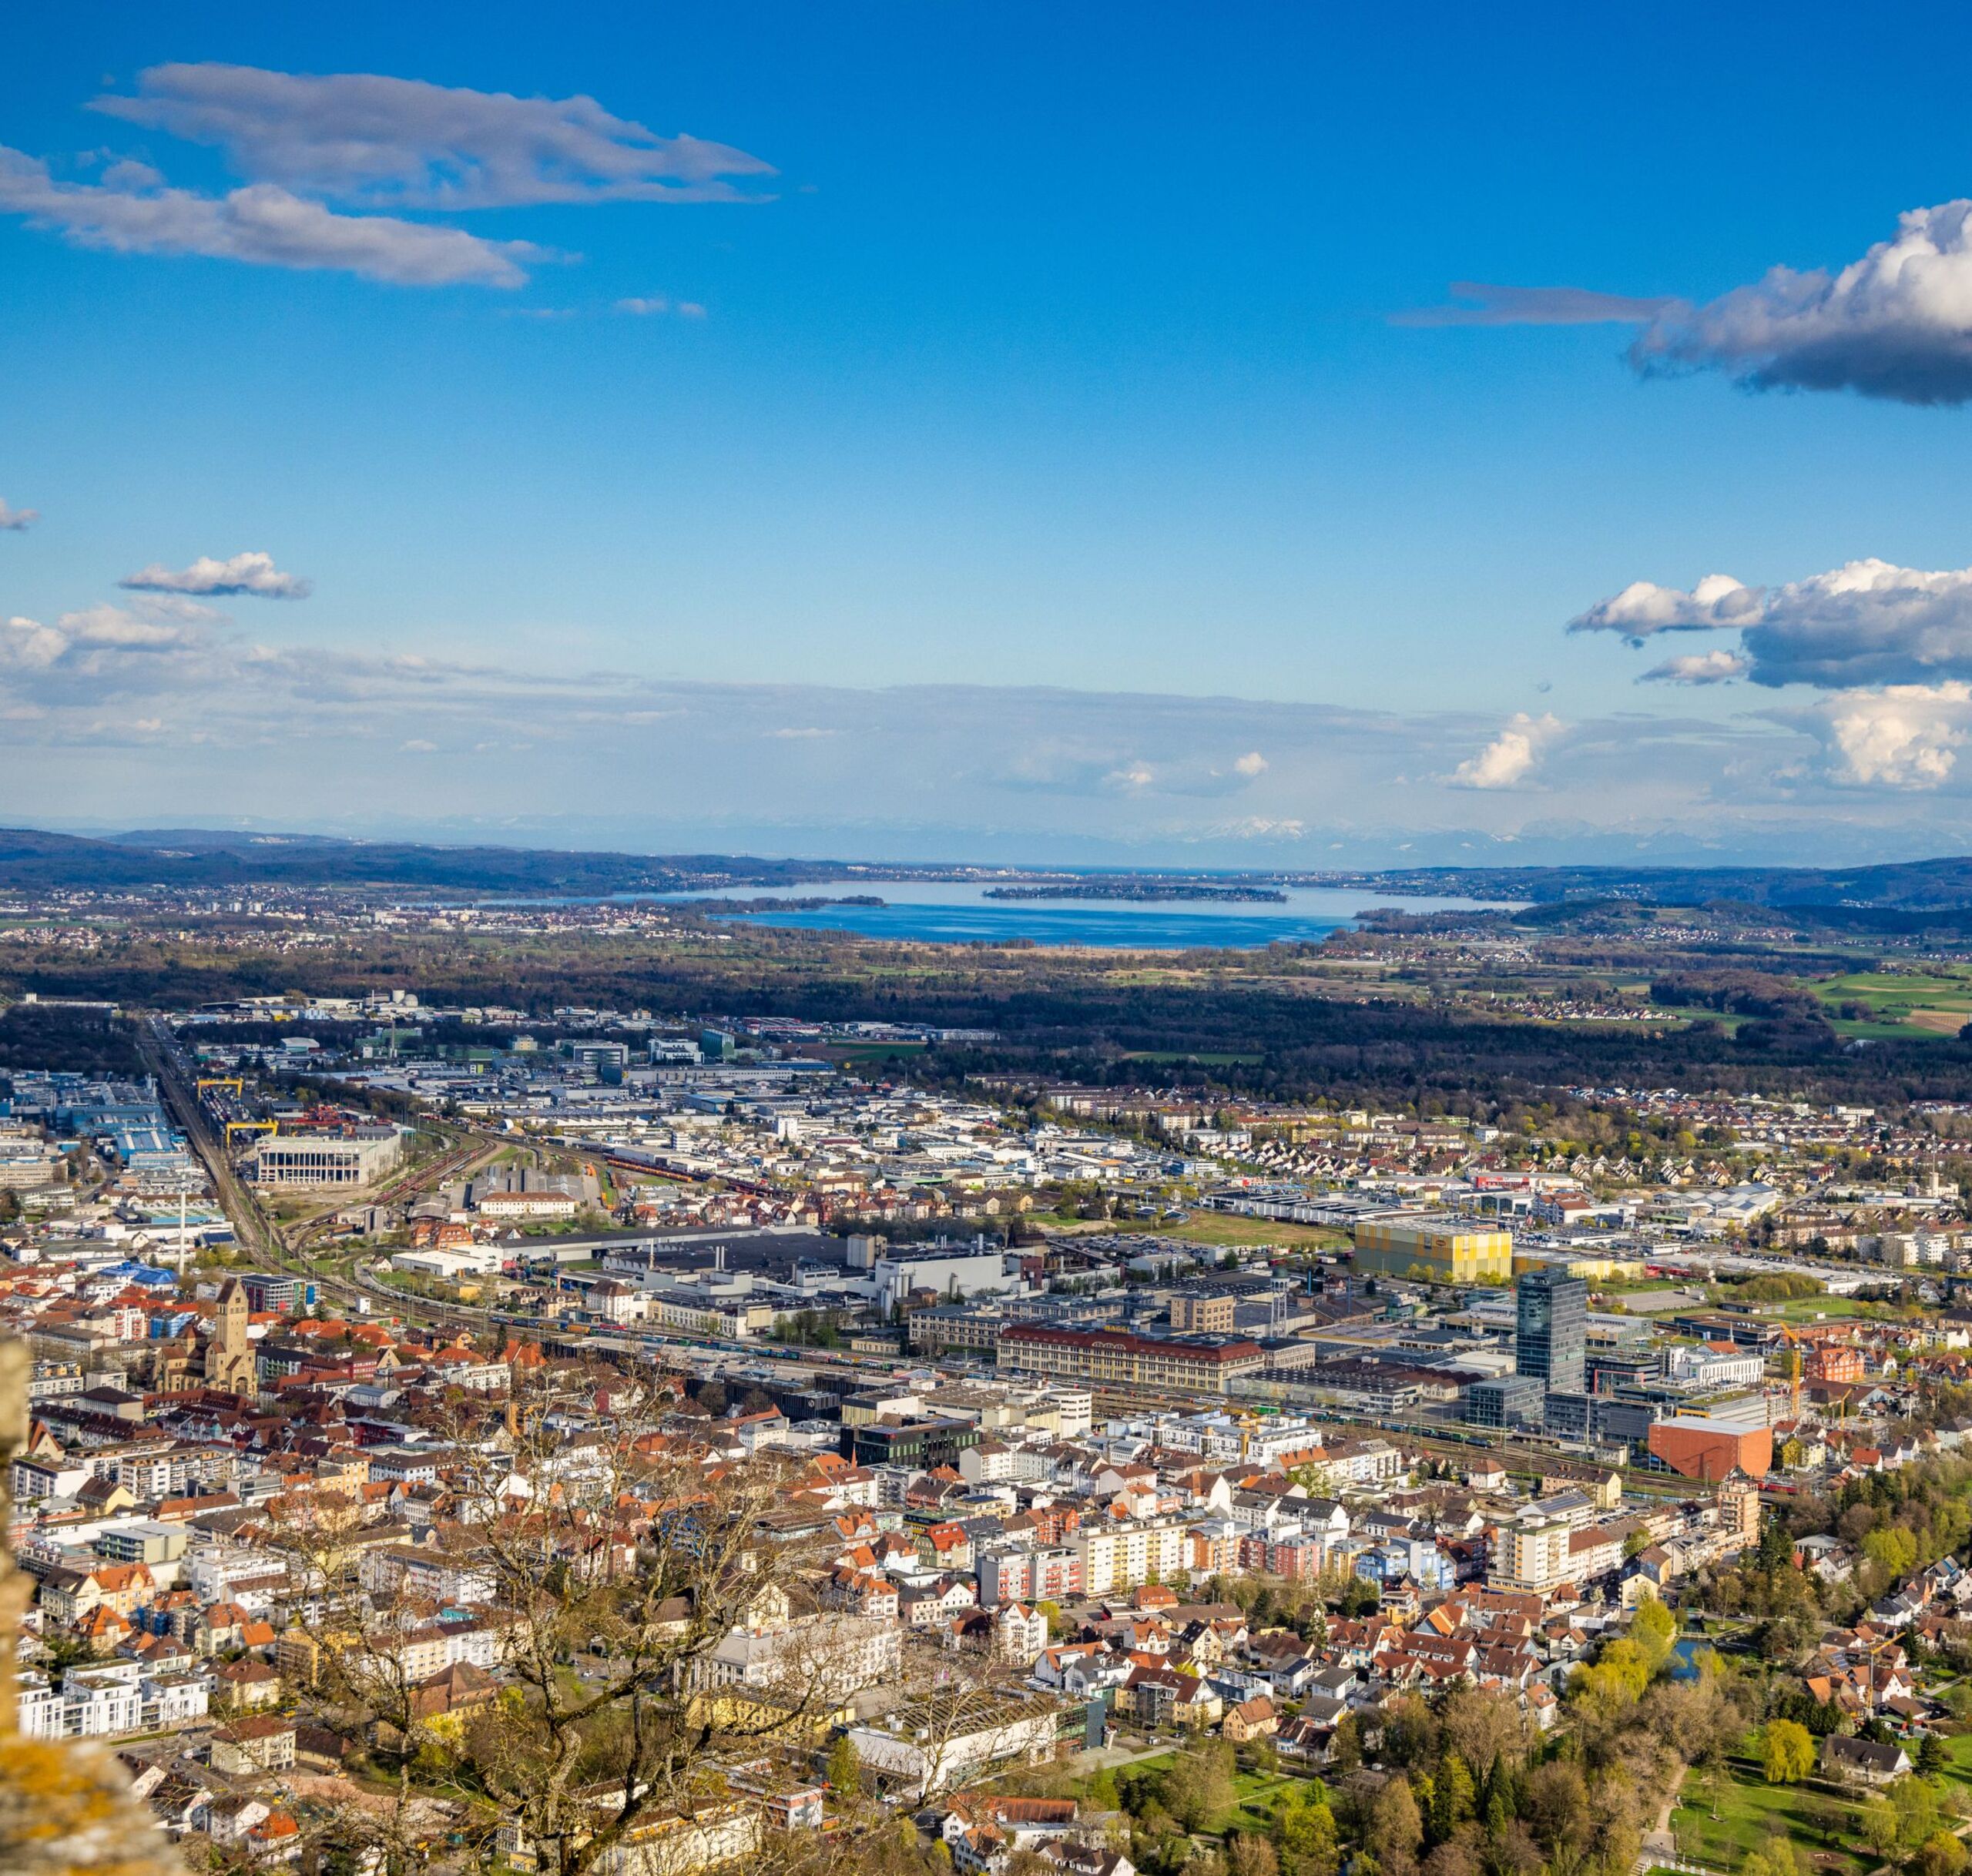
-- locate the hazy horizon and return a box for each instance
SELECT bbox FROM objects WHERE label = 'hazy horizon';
[9,7,1972,859]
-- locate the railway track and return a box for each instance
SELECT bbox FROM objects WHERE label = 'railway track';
[140,1018,501,1341]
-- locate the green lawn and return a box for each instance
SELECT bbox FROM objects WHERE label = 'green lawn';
[1216,1770,1311,1834]
[1760,1296,1880,1322]
[1671,1757,1868,1876]
[1069,1754,1323,1838]
[1931,1731,1972,1794]
[1149,1215,1352,1251]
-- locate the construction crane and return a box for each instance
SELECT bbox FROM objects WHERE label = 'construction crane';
[196,1077,243,1096]
[1775,1324,1805,1421]
[225,1119,278,1144]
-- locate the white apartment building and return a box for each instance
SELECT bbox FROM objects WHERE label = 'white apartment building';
[186,1542,289,1605]
[16,1661,210,1740]
[1075,1519,1188,1598]
[1491,1514,1575,1594]
[358,1545,497,1606]
[374,1619,505,1682]
[1662,1345,1767,1391]
[691,1613,902,1706]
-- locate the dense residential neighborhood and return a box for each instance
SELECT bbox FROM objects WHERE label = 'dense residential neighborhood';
[12,1010,1972,1876]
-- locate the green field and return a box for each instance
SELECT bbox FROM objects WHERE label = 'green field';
[1153,1215,1352,1251]
[1813,970,1972,1040]
[1091,1755,1323,1836]
[1760,1295,1880,1322]
[1670,1757,1868,1876]
[1218,1769,1310,1834]
[1933,1730,1972,1794]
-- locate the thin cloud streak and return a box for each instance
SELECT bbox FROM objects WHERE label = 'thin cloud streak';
[1396,281,1677,327]
[0,144,540,286]
[92,63,775,209]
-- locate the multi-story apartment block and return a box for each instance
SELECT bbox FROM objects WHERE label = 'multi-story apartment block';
[996,1324,1265,1393]
[1074,1519,1188,1598]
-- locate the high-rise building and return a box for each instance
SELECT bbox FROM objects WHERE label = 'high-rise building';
[1515,1268,1587,1396]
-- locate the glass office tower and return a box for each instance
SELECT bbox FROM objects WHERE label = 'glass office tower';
[1515,1268,1588,1396]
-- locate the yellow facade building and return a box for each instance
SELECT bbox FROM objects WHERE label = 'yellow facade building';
[1353,1213,1513,1284]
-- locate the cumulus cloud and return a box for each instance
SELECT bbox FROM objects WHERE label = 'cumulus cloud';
[92,64,774,209]
[1574,557,1972,688]
[54,603,197,648]
[2,616,68,669]
[1232,750,1267,776]
[120,551,310,598]
[0,145,540,286]
[1450,713,1561,789]
[1629,199,1972,404]
[1397,281,1675,327]
[0,499,37,531]
[1808,683,1972,789]
[1568,573,1759,640]
[0,605,205,701]
[1642,648,1752,685]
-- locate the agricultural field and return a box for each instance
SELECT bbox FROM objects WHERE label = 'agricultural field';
[1812,970,1972,1039]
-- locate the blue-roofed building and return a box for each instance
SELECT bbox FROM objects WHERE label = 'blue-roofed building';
[100,1260,179,1290]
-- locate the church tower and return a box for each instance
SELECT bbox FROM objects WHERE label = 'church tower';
[203,1278,255,1394]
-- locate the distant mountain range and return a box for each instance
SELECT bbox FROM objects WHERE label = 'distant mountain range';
[1306,858,1972,910]
[7,826,1972,910]
[0,828,838,895]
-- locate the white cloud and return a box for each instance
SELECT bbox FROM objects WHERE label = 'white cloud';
[1450,713,1561,789]
[1642,648,1752,685]
[1575,557,1972,688]
[616,295,709,320]
[1630,199,1972,404]
[1810,684,1972,789]
[3,616,68,669]
[55,603,196,648]
[1568,573,1759,640]
[0,611,1930,852]
[0,145,540,287]
[1397,281,1675,327]
[120,551,310,598]
[1232,750,1267,776]
[99,159,163,190]
[0,604,204,699]
[401,738,438,752]
[93,64,774,209]
[0,499,37,531]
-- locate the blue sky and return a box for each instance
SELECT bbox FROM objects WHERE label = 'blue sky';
[8,3,1972,863]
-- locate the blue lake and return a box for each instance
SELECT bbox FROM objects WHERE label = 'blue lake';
[653,880,1518,950]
